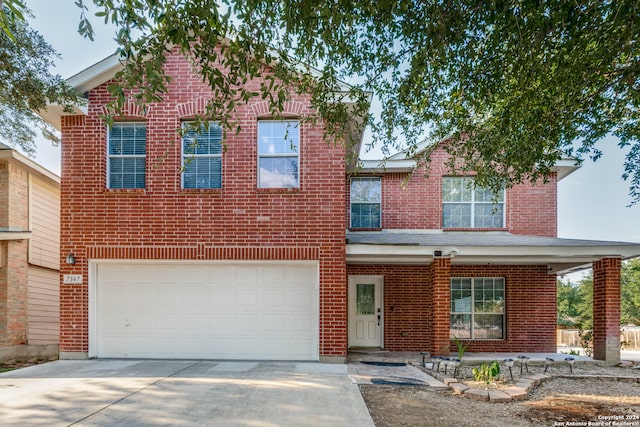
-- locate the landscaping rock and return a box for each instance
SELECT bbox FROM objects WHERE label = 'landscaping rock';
[450,382,470,395]
[503,387,528,400]
[514,380,535,390]
[464,388,489,401]
[443,377,458,386]
[489,390,512,402]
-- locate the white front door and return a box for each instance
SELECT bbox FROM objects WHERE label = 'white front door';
[348,276,383,348]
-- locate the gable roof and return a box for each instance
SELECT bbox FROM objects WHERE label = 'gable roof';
[346,230,640,274]
[38,51,369,137]
[358,138,580,181]
[0,143,60,184]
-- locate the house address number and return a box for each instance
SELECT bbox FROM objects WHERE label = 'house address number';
[63,274,83,284]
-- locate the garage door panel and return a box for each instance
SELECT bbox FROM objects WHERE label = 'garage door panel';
[235,314,261,332]
[236,289,261,308]
[235,266,260,284]
[95,262,318,360]
[261,266,287,284]
[262,289,288,309]
[291,315,313,335]
[208,288,236,309]
[261,315,288,334]
[290,266,316,284]
[207,265,235,284]
[290,292,314,313]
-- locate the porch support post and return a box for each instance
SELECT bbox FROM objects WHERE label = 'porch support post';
[429,257,451,356]
[592,257,621,366]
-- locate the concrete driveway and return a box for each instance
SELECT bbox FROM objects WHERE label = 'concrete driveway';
[0,360,375,426]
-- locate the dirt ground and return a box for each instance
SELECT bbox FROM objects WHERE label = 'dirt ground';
[360,365,640,427]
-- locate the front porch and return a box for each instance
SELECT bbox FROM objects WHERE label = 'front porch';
[346,230,640,366]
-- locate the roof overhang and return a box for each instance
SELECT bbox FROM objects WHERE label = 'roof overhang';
[0,147,60,184]
[346,231,640,274]
[36,54,124,131]
[0,229,32,241]
[352,159,417,174]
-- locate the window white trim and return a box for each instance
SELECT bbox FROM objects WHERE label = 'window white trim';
[257,120,300,189]
[442,177,505,228]
[450,277,505,340]
[181,121,223,189]
[107,122,146,189]
[350,177,382,228]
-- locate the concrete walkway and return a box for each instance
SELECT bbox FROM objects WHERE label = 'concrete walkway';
[0,360,375,427]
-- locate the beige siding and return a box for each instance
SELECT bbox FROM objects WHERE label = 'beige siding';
[27,265,59,344]
[28,175,60,270]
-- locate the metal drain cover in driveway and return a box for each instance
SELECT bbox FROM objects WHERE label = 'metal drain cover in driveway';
[370,378,425,386]
[361,361,407,367]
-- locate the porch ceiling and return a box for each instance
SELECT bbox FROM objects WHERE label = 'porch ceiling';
[346,231,640,274]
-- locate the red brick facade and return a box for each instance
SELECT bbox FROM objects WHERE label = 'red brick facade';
[58,48,625,363]
[59,50,347,358]
[348,145,557,236]
[346,263,557,354]
[593,258,622,364]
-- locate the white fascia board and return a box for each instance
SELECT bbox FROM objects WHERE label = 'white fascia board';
[67,53,124,93]
[0,231,32,240]
[0,148,60,183]
[37,103,88,131]
[346,243,640,270]
[347,243,640,258]
[551,158,581,181]
[357,159,417,173]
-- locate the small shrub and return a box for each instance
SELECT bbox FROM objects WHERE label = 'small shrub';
[472,361,501,384]
[451,335,469,360]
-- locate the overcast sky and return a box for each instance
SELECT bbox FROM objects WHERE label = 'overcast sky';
[25,1,640,246]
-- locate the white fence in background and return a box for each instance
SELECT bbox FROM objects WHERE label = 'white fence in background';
[557,326,640,350]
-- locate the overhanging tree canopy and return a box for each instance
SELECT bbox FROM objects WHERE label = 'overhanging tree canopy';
[0,1,83,154]
[3,1,640,203]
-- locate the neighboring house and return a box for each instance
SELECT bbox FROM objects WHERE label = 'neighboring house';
[40,49,640,365]
[0,143,60,362]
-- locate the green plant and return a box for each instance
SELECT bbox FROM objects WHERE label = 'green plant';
[561,349,581,356]
[472,361,501,384]
[451,336,470,360]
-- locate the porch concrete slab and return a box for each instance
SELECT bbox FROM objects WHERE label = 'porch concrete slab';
[0,360,375,427]
[347,361,448,389]
[458,352,593,364]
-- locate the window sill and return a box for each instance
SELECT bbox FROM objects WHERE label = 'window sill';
[443,227,508,232]
[256,188,301,195]
[104,188,146,194]
[349,227,383,232]
[181,188,223,194]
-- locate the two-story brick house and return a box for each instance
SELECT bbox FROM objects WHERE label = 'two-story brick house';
[41,49,640,364]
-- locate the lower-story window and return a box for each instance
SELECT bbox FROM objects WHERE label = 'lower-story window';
[450,277,505,340]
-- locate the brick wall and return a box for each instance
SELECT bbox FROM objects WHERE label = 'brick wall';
[60,48,347,357]
[347,264,431,350]
[593,258,621,364]
[346,263,557,353]
[452,265,557,353]
[348,145,558,236]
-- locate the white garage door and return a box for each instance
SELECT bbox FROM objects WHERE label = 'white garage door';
[92,262,319,360]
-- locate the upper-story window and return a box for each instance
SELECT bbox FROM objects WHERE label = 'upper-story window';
[442,177,504,228]
[350,177,381,228]
[182,122,223,189]
[108,122,146,189]
[257,120,299,188]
